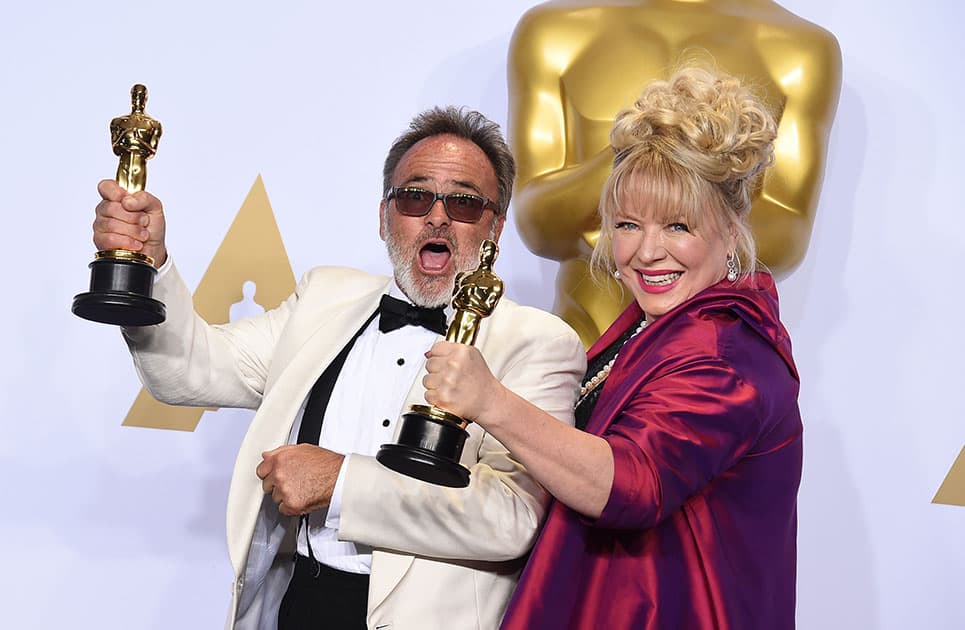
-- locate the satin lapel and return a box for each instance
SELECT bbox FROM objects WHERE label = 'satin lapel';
[580,301,646,435]
[582,328,654,437]
[226,280,389,574]
[587,301,644,362]
[583,369,642,436]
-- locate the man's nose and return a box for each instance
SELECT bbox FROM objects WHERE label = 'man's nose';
[425,198,450,227]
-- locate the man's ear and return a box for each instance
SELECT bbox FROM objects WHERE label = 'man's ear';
[379,199,388,241]
[491,214,506,242]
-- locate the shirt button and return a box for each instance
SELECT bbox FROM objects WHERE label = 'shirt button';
[382,419,391,427]
[397,358,405,366]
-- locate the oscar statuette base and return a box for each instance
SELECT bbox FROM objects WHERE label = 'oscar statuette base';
[72,252,166,326]
[377,404,471,488]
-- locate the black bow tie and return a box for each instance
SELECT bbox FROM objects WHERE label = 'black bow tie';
[378,294,447,336]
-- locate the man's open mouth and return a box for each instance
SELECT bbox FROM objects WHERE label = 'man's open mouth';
[419,240,452,272]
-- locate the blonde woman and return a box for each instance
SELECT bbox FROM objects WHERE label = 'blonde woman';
[424,66,801,629]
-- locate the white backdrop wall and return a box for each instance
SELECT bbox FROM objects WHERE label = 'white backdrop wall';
[1,1,962,628]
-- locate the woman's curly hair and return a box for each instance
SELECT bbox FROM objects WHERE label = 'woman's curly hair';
[592,65,778,280]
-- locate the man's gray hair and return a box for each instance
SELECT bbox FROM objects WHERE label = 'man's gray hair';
[382,106,516,216]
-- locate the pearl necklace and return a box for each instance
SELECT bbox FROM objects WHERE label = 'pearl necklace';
[576,319,648,406]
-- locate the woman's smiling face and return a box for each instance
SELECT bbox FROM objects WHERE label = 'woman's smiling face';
[611,198,734,322]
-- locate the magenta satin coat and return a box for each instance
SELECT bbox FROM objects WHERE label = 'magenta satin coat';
[501,273,802,630]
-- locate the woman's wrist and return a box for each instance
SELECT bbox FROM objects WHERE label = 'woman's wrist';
[474,380,512,432]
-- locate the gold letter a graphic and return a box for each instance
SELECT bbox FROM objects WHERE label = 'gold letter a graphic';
[122,175,296,431]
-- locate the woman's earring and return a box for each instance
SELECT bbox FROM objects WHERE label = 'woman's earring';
[726,254,738,282]
[613,270,622,280]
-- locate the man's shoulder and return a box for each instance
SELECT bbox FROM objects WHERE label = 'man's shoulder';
[291,266,392,310]
[489,297,580,342]
[299,265,391,292]
[478,299,586,380]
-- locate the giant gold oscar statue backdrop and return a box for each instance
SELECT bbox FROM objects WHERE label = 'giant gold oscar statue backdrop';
[508,0,843,347]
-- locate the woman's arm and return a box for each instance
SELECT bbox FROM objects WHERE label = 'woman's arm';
[426,318,781,528]
[424,341,615,518]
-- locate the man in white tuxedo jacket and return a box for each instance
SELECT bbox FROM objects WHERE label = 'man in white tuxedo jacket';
[93,107,585,630]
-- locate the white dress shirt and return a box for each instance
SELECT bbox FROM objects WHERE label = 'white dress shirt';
[291,283,446,573]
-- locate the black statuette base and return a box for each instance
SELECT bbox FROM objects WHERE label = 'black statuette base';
[377,409,470,488]
[72,257,166,326]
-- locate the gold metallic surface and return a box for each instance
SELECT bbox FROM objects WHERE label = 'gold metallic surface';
[110,84,162,194]
[446,239,505,346]
[408,404,471,430]
[97,84,164,266]
[508,0,842,346]
[95,248,154,266]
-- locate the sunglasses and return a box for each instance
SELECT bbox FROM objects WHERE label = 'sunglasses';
[386,186,498,224]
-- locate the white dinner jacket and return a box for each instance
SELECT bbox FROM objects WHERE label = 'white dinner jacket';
[123,261,585,630]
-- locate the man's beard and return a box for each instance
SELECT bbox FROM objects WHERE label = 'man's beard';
[384,222,496,308]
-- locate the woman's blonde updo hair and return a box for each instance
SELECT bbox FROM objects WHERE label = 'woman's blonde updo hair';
[591,65,778,281]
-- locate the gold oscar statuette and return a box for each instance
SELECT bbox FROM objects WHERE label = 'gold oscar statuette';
[377,239,504,488]
[72,83,166,326]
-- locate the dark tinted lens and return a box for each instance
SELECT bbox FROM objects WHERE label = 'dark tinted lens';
[391,187,491,222]
[442,193,487,222]
[394,188,434,216]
